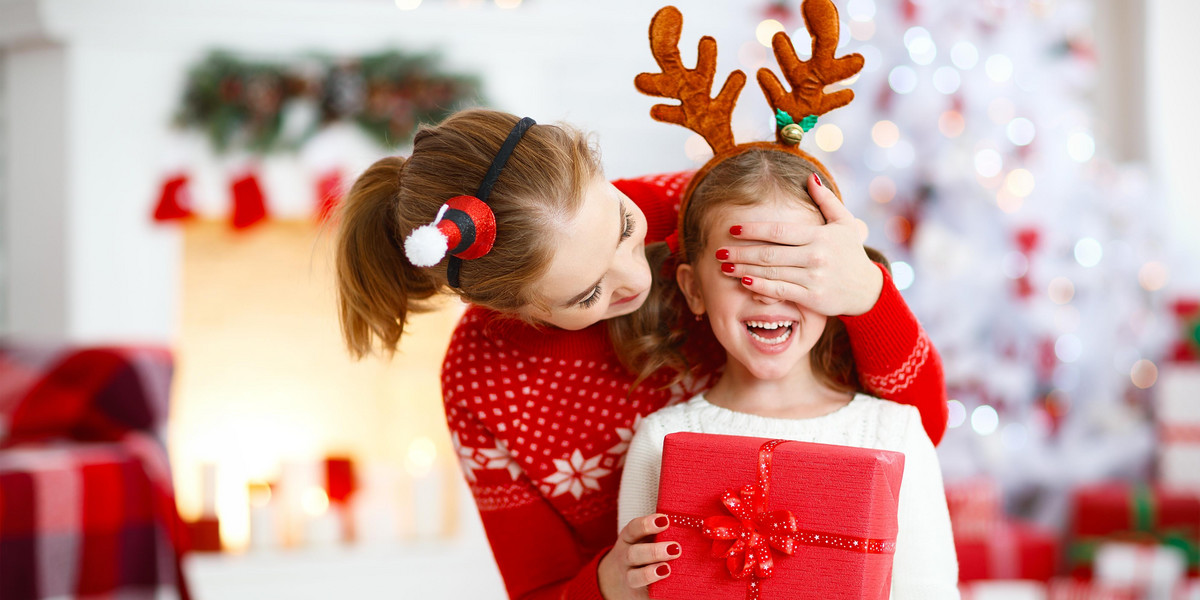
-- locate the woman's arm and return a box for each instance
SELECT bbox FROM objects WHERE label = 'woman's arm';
[447,401,607,600]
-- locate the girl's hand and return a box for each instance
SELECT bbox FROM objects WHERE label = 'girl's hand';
[716,173,883,316]
[598,514,680,599]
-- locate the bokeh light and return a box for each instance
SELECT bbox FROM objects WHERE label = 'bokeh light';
[869,176,896,203]
[947,399,966,428]
[1001,252,1029,278]
[1055,333,1083,363]
[891,261,915,290]
[951,41,979,69]
[997,189,1023,213]
[757,19,786,47]
[847,0,876,21]
[685,134,714,162]
[872,120,901,148]
[495,0,521,8]
[938,110,965,138]
[1138,261,1169,291]
[1007,117,1036,146]
[1074,238,1103,267]
[974,149,1003,177]
[1131,359,1158,389]
[815,123,844,152]
[889,140,915,168]
[985,54,1014,82]
[971,405,999,435]
[1005,168,1036,197]
[932,66,961,95]
[888,65,918,94]
[904,27,937,65]
[1048,276,1075,304]
[850,20,876,41]
[1068,131,1096,162]
[395,0,421,8]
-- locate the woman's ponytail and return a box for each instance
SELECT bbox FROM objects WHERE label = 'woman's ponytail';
[335,156,440,358]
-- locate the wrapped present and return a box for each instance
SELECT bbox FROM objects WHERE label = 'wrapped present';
[1094,541,1186,596]
[956,520,1058,582]
[1068,483,1200,576]
[1046,578,1138,600]
[651,432,904,600]
[1157,364,1200,491]
[945,477,1002,539]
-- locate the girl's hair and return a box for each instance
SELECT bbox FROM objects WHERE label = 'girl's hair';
[615,149,887,394]
[335,109,601,358]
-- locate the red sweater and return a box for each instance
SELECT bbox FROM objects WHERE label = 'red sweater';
[442,171,947,599]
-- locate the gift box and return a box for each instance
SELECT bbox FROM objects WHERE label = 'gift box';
[1156,365,1200,491]
[1068,483,1200,577]
[1046,578,1138,600]
[1094,541,1186,596]
[651,432,904,600]
[955,520,1059,582]
[958,580,1046,600]
[946,477,1003,539]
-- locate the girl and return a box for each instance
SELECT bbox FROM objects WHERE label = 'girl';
[616,149,958,596]
[334,109,947,599]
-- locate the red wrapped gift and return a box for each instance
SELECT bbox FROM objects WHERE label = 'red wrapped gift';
[651,432,904,600]
[955,520,1058,582]
[1068,483,1200,576]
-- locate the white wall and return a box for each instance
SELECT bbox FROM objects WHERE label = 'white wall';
[0,0,762,342]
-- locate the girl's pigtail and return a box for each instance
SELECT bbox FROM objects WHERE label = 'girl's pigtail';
[335,156,442,358]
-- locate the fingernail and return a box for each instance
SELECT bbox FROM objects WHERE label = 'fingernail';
[656,565,671,577]
[814,173,823,187]
[729,225,742,236]
[655,516,669,528]
[721,263,735,274]
[667,543,681,556]
[742,277,754,286]
[715,248,729,260]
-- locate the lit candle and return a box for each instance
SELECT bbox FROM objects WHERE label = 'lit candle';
[301,487,342,548]
[247,480,278,551]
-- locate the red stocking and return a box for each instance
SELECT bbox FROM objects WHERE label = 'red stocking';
[231,172,268,230]
[152,174,194,222]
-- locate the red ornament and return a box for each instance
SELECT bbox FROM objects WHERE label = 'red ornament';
[315,169,344,222]
[152,174,194,222]
[230,172,268,230]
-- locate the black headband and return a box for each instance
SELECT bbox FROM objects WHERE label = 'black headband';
[448,116,537,289]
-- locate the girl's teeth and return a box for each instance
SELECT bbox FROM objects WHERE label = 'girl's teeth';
[749,327,793,345]
[745,320,793,329]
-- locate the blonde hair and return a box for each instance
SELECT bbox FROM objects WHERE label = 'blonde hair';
[334,109,601,358]
[615,149,886,393]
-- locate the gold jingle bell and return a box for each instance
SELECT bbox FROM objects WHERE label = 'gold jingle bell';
[780,123,805,145]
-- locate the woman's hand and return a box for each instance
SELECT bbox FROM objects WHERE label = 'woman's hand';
[598,514,680,599]
[716,173,883,316]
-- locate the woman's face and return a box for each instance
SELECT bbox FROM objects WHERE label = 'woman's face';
[676,195,828,381]
[521,175,652,330]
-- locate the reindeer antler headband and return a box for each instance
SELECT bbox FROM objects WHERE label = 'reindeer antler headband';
[636,0,863,203]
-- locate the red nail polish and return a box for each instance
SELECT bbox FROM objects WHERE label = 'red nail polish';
[742,277,754,286]
[656,565,671,577]
[715,248,729,260]
[721,263,736,273]
[655,516,669,528]
[729,225,742,236]
[814,173,823,187]
[667,543,681,556]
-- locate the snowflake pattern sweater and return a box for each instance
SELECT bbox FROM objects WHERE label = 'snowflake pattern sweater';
[443,171,948,600]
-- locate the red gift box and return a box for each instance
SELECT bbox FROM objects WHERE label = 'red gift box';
[1068,483,1200,576]
[651,432,904,600]
[955,520,1058,582]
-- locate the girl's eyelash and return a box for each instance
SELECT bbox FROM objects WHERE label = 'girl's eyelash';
[579,285,603,309]
[621,209,636,241]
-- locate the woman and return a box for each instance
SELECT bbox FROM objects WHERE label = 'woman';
[335,109,945,599]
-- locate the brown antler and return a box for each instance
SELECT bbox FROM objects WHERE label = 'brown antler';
[757,0,863,139]
[635,6,746,155]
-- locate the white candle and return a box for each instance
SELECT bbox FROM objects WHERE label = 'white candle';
[405,437,442,540]
[247,481,278,551]
[301,487,342,548]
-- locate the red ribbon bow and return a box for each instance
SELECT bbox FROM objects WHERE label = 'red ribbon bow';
[703,483,799,579]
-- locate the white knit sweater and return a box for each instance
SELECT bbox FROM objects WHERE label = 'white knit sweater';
[618,394,960,599]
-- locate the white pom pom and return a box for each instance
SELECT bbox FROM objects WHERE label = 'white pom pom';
[404,224,449,267]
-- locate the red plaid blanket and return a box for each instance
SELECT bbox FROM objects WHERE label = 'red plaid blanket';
[0,343,191,600]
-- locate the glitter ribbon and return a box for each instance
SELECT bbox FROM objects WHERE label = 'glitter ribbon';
[667,439,896,600]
